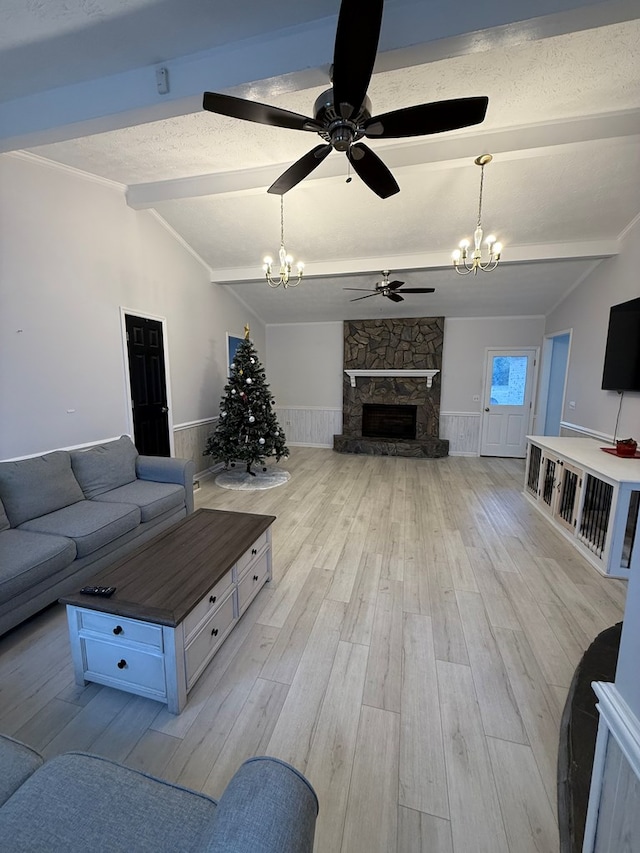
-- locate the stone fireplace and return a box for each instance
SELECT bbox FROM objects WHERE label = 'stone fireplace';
[333,318,449,457]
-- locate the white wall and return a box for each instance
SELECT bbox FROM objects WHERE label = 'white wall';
[0,153,263,459]
[545,216,640,441]
[266,322,343,408]
[545,215,640,715]
[440,316,545,414]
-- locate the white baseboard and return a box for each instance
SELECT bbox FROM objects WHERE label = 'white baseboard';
[287,442,334,449]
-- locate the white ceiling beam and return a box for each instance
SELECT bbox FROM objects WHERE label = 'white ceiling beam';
[125,109,640,208]
[209,239,619,283]
[1,0,637,153]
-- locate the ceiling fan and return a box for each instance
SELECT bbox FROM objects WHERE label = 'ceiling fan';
[344,271,436,302]
[202,0,488,199]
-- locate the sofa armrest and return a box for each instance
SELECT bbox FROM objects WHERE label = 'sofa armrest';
[0,734,44,807]
[204,756,318,853]
[136,456,195,514]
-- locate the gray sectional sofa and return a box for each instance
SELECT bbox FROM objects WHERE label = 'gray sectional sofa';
[0,436,195,636]
[0,733,318,852]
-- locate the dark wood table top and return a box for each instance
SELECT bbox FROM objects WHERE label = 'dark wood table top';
[60,508,276,627]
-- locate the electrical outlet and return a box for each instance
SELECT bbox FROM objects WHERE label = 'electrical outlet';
[569,401,576,410]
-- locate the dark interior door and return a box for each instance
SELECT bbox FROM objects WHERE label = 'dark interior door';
[125,314,171,456]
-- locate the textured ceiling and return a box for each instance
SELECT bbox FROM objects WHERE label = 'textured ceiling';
[2,0,640,323]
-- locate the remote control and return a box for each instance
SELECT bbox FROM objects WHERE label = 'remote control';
[80,586,116,597]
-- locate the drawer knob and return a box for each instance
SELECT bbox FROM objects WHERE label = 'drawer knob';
[113,625,123,635]
[252,548,258,555]
[209,595,217,604]
[117,659,127,669]
[211,627,219,637]
[253,574,259,582]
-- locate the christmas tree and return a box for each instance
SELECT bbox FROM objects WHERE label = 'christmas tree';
[204,331,289,474]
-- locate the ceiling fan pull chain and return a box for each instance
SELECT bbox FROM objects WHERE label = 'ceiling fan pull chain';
[346,159,352,184]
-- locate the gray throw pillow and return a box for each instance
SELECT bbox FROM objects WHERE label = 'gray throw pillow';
[0,451,85,527]
[71,435,138,499]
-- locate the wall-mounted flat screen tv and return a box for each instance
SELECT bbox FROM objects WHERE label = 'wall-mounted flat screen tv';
[601,297,640,391]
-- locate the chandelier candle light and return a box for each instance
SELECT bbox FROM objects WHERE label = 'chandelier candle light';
[263,195,304,288]
[452,154,503,275]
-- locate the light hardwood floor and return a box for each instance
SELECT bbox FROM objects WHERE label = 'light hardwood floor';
[0,449,627,852]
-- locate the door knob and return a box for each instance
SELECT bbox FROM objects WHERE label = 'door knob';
[484,407,490,412]
[161,406,168,413]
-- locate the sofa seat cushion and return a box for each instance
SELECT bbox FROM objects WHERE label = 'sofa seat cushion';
[0,752,218,853]
[0,530,77,600]
[0,735,44,808]
[19,501,140,559]
[0,451,85,527]
[70,435,138,499]
[93,480,185,522]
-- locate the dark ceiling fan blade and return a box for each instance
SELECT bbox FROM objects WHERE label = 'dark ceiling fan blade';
[364,96,489,138]
[385,292,404,303]
[387,280,404,290]
[203,92,322,132]
[349,292,381,302]
[397,288,436,294]
[347,143,399,199]
[268,144,333,195]
[343,288,378,292]
[332,0,384,120]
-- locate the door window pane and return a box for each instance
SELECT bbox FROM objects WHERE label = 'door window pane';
[490,356,527,405]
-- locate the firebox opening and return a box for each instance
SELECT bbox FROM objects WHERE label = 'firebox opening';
[362,404,417,440]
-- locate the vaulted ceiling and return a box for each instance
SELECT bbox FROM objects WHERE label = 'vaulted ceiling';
[2,0,639,323]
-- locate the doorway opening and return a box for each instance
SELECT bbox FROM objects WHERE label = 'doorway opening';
[539,331,571,436]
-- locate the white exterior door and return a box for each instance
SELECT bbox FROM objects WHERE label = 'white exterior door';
[480,349,538,457]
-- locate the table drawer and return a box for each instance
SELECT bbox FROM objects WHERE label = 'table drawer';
[185,590,236,686]
[237,550,270,614]
[83,637,166,694]
[236,530,269,576]
[79,610,163,650]
[183,569,234,640]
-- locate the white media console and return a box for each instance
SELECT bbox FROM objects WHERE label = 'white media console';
[524,436,640,579]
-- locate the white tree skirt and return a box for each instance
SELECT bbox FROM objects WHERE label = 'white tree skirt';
[215,466,291,491]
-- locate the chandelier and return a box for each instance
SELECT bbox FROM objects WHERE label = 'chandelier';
[262,195,304,288]
[452,154,503,275]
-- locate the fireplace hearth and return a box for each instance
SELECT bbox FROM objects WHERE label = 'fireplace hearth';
[362,404,417,440]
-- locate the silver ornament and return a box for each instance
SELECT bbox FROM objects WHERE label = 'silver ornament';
[258,437,265,445]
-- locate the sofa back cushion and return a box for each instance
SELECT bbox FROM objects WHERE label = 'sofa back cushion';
[0,451,84,527]
[0,499,9,532]
[71,436,138,499]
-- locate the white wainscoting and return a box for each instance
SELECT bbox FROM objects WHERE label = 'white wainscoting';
[173,417,218,478]
[560,420,615,442]
[583,683,640,852]
[440,412,481,456]
[275,407,343,448]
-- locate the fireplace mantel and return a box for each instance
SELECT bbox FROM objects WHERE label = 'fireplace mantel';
[344,369,440,389]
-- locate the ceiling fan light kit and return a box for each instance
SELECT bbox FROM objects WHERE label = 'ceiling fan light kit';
[452,154,503,275]
[202,0,489,199]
